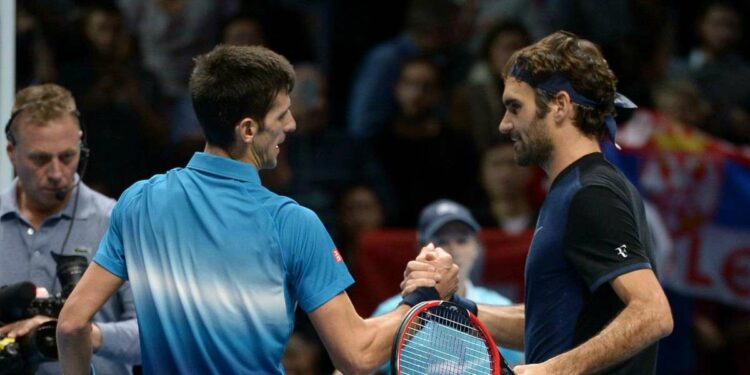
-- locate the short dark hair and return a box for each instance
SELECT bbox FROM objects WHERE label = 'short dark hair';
[503,31,618,139]
[190,45,295,149]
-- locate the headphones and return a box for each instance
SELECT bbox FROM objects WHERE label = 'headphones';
[6,105,92,262]
[4,106,90,176]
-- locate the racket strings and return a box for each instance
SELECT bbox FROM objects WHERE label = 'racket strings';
[403,323,492,358]
[397,307,497,375]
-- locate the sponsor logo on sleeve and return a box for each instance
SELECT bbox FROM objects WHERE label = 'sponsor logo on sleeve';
[332,248,343,263]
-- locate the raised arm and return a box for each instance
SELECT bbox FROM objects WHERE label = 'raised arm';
[57,262,125,375]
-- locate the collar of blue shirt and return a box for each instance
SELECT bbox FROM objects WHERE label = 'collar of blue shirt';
[186,152,261,185]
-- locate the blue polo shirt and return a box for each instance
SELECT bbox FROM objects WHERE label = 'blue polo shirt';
[94,152,354,374]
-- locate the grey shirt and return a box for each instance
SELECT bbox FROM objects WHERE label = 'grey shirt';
[0,179,140,374]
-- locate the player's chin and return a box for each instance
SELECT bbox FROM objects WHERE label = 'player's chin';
[265,158,279,169]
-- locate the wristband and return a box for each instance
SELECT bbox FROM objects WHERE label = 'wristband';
[401,287,440,307]
[450,293,478,316]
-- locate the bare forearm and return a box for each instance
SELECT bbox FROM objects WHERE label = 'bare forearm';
[478,304,525,350]
[331,304,410,374]
[545,300,672,374]
[57,322,93,375]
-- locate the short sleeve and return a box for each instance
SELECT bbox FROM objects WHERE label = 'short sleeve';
[93,199,129,280]
[278,204,354,313]
[563,186,652,291]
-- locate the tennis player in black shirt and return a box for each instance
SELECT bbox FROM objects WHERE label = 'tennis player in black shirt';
[404,31,673,374]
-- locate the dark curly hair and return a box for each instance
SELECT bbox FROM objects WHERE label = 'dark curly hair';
[503,31,618,139]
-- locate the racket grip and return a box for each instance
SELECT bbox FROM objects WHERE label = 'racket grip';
[450,294,478,315]
[401,287,440,306]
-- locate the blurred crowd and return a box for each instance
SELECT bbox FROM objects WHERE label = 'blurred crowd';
[10,0,750,374]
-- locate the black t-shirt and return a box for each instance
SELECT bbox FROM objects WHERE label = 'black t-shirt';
[524,153,658,374]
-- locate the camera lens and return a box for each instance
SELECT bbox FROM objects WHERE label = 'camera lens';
[51,253,89,298]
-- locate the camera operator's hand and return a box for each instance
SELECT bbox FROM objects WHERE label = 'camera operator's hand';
[91,323,102,352]
[0,315,54,338]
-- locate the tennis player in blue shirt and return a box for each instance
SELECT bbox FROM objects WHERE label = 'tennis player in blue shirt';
[56,45,458,374]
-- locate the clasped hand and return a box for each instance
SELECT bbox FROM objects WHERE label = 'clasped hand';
[400,243,459,300]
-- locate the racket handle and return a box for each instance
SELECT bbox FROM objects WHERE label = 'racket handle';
[501,357,516,375]
[401,287,440,306]
[450,293,478,315]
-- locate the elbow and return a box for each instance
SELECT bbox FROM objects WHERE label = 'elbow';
[56,311,90,341]
[651,296,673,340]
[656,309,674,339]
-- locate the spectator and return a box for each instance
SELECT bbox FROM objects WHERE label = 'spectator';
[260,64,394,229]
[674,1,750,145]
[58,4,167,197]
[335,185,385,264]
[347,0,468,139]
[116,0,239,144]
[474,136,539,234]
[652,80,712,129]
[452,21,531,153]
[15,4,56,87]
[370,57,478,225]
[221,12,267,47]
[0,84,140,375]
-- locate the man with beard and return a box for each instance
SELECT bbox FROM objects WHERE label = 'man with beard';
[403,31,673,374]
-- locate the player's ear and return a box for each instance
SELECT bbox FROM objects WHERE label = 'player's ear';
[553,91,572,123]
[235,117,259,144]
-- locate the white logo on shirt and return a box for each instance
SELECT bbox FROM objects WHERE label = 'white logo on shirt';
[615,244,628,258]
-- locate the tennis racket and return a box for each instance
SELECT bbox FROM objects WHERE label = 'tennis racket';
[391,300,514,375]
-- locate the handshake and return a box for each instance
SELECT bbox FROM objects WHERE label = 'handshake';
[399,243,474,312]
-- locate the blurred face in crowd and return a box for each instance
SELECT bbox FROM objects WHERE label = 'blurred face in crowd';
[84,9,124,57]
[290,65,329,135]
[481,143,533,200]
[7,114,82,212]
[223,18,266,47]
[394,61,442,119]
[500,78,554,167]
[488,31,529,77]
[250,92,296,170]
[700,4,741,54]
[339,186,384,237]
[653,82,711,126]
[429,221,480,280]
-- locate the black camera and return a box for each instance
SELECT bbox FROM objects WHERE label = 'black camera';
[0,254,89,374]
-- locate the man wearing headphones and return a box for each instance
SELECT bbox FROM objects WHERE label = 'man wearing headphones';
[0,84,140,374]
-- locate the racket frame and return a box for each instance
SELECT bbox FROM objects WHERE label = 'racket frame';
[390,300,503,375]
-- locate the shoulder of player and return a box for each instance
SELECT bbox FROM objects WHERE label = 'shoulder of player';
[272,199,324,227]
[576,157,634,198]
